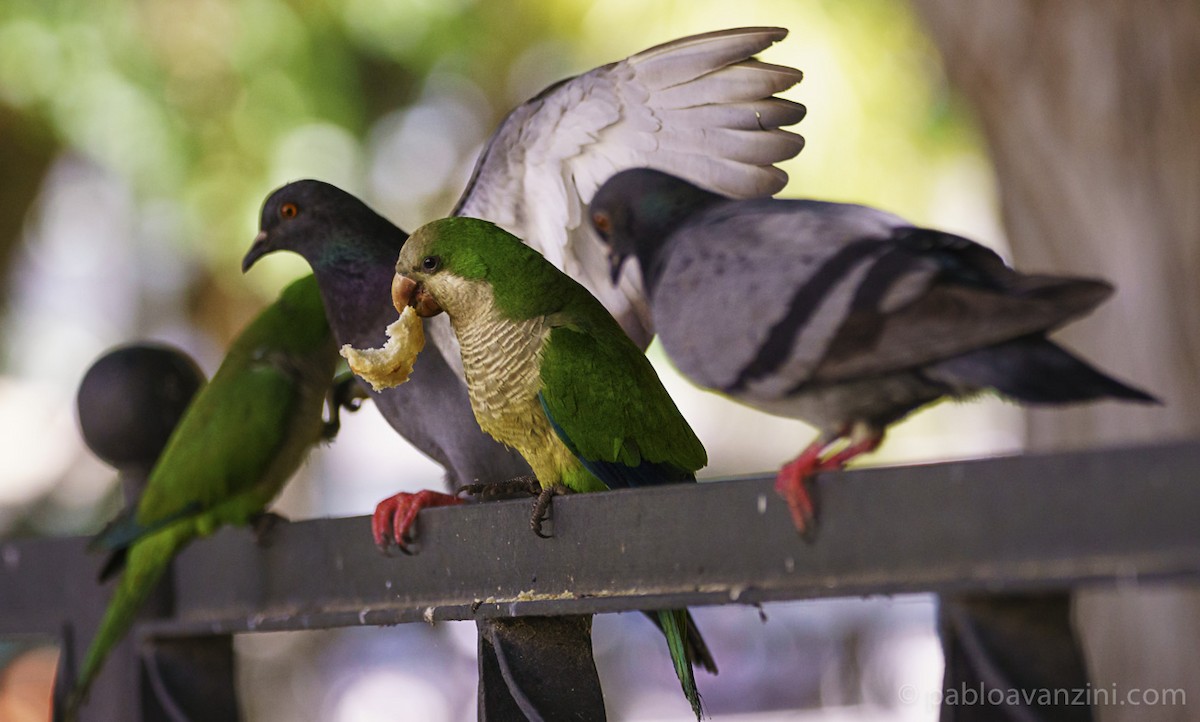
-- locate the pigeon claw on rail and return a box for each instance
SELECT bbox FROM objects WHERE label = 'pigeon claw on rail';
[775,450,821,541]
[775,431,884,541]
[372,490,464,554]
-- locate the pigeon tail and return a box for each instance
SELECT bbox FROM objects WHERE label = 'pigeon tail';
[928,336,1158,405]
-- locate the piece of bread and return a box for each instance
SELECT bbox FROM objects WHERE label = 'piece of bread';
[340,306,425,391]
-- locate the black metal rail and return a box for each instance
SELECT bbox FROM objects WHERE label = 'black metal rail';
[4,439,1198,720]
[5,439,1199,635]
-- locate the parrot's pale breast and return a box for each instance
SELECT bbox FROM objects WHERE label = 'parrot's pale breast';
[439,277,580,487]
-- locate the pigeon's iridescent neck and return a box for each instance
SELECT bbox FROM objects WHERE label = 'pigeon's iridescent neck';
[314,232,402,273]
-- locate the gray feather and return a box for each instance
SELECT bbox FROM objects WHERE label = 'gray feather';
[624,27,790,90]
[655,127,807,167]
[655,97,808,132]
[654,60,804,109]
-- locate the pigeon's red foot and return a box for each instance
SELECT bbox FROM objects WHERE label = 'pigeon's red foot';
[776,431,884,539]
[372,490,463,554]
[817,436,881,472]
[775,442,824,539]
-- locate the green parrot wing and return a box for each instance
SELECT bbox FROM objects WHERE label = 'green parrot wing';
[127,352,309,537]
[537,320,706,489]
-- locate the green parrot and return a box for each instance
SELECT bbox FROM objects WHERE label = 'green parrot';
[63,274,338,719]
[388,216,711,718]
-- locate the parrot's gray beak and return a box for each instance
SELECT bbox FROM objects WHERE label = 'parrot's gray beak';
[242,231,271,273]
[392,274,442,317]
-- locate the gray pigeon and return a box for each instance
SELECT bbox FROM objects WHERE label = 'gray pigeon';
[589,168,1157,534]
[245,27,806,547]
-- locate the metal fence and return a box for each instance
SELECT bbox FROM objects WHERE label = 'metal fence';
[3,439,1198,720]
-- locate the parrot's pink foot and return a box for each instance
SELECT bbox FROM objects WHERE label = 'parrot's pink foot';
[372,490,463,554]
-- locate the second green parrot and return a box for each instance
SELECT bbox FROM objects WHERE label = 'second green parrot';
[62,274,338,719]
[387,216,712,718]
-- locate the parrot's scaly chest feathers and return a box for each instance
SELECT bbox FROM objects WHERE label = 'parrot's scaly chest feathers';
[435,275,577,484]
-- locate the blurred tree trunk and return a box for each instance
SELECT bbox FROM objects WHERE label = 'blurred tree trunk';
[909,3,1200,720]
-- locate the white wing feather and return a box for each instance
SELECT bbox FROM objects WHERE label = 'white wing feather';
[453,27,806,348]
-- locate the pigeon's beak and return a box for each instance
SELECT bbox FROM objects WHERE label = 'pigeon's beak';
[392,274,442,317]
[242,231,271,273]
[607,250,626,285]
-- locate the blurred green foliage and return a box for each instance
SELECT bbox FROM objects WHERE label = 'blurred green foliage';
[0,1,599,278]
[0,0,984,291]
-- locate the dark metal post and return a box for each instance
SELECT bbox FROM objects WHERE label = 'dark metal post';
[939,592,1093,722]
[479,615,607,721]
[67,343,240,721]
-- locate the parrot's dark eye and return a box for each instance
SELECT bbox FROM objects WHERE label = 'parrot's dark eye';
[280,202,299,219]
[592,211,611,235]
[422,255,441,272]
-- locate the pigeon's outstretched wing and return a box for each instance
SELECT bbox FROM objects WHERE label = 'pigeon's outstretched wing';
[454,27,806,348]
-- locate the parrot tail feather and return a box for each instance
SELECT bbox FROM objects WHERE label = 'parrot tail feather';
[683,610,718,675]
[657,608,704,719]
[62,525,194,721]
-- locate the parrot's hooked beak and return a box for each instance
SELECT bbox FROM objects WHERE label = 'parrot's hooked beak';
[392,274,442,317]
[242,231,271,273]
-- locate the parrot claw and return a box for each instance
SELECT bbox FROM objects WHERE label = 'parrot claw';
[331,370,368,407]
[322,373,369,440]
[455,475,540,501]
[529,484,569,538]
[371,490,464,553]
[250,511,289,547]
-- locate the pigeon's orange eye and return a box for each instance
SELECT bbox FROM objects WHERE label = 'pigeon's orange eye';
[592,211,611,234]
[280,202,299,219]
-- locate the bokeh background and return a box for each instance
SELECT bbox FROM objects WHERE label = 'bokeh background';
[2,0,1196,720]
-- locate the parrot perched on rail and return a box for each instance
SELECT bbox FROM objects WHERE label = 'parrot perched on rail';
[243,26,805,547]
[62,275,338,719]
[588,168,1158,536]
[386,216,712,719]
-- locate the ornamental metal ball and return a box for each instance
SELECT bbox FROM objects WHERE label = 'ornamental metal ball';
[76,343,205,469]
